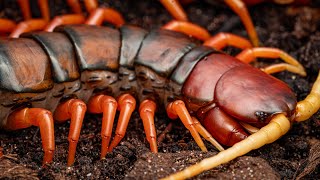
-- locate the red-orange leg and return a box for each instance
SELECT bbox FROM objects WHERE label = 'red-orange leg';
[18,0,50,22]
[17,0,32,20]
[4,108,55,165]
[162,21,210,41]
[67,0,83,14]
[192,117,224,151]
[67,0,98,13]
[9,19,47,38]
[85,8,125,27]
[108,94,136,152]
[84,0,99,13]
[87,95,118,159]
[160,0,188,21]
[224,0,259,46]
[0,19,16,34]
[203,32,252,50]
[236,47,306,76]
[44,14,86,32]
[139,100,158,153]
[37,0,50,22]
[166,100,207,151]
[54,99,87,166]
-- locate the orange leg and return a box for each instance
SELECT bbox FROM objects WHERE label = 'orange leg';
[162,20,210,41]
[44,14,86,32]
[38,0,50,22]
[84,0,99,13]
[203,32,252,50]
[108,94,136,152]
[236,47,306,76]
[67,0,83,14]
[224,0,259,46]
[18,0,50,22]
[85,8,125,27]
[139,100,158,153]
[54,99,87,166]
[166,100,207,151]
[160,0,188,21]
[0,19,16,33]
[4,108,55,165]
[87,95,118,159]
[17,0,32,20]
[192,117,224,151]
[9,19,47,38]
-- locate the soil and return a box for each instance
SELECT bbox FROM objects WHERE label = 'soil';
[0,0,319,179]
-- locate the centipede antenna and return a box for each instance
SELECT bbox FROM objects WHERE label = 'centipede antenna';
[161,114,291,180]
[295,72,320,122]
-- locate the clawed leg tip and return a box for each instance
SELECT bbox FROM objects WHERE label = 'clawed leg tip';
[67,160,75,167]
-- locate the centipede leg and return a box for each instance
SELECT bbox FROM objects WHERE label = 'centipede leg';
[84,0,99,13]
[17,0,32,20]
[108,94,136,152]
[67,0,83,14]
[9,19,47,38]
[87,95,117,159]
[203,32,252,50]
[4,108,55,166]
[166,100,207,152]
[139,100,158,153]
[162,21,210,41]
[37,0,50,22]
[85,8,125,27]
[160,0,188,21]
[236,47,306,76]
[44,14,86,32]
[0,19,16,34]
[191,117,224,151]
[54,99,87,166]
[224,0,259,47]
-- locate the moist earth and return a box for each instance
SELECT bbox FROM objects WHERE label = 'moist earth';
[0,0,319,179]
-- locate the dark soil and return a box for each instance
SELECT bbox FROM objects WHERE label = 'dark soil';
[0,0,319,179]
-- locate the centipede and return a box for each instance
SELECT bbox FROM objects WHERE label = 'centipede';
[0,0,319,179]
